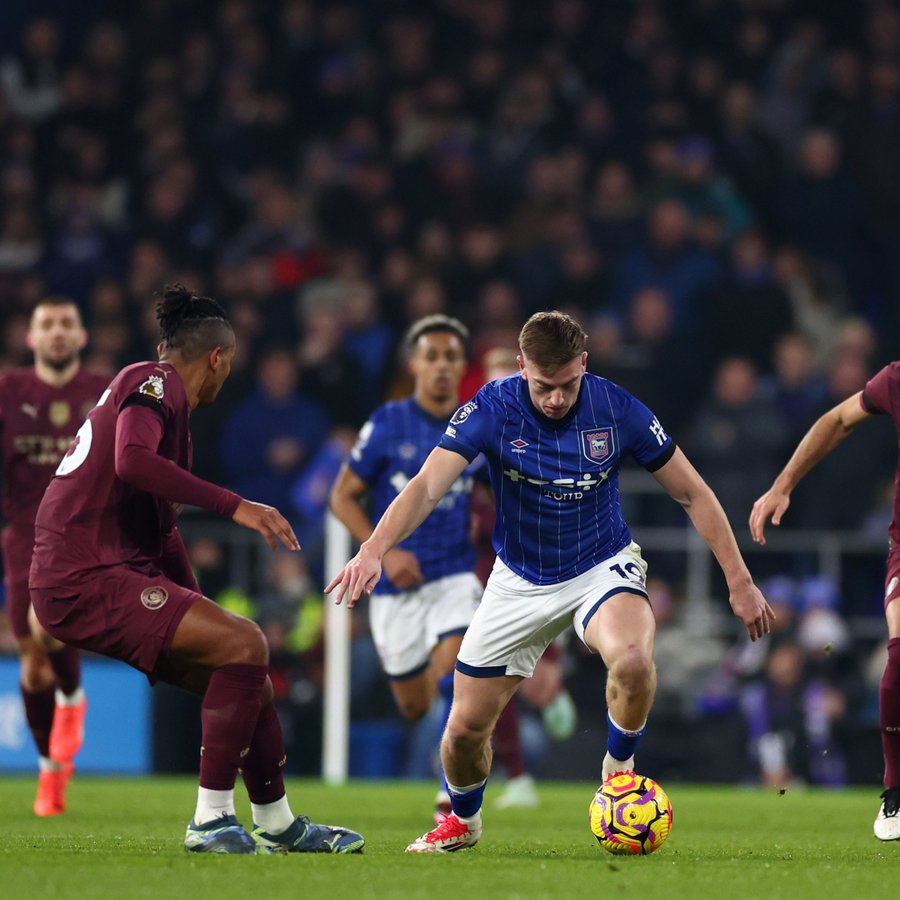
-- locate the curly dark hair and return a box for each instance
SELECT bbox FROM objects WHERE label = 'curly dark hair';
[155,283,233,360]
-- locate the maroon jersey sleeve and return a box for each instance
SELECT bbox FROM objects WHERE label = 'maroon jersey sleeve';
[114,404,242,517]
[32,361,236,587]
[862,364,898,416]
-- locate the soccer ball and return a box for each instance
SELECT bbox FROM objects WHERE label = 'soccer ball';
[589,772,673,855]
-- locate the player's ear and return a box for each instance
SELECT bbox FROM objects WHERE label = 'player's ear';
[517,355,527,377]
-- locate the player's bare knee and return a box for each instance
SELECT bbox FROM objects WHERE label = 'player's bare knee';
[609,648,654,697]
[18,642,53,692]
[224,617,269,667]
[445,715,490,752]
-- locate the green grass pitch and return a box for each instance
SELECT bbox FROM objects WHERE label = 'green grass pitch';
[1,776,897,899]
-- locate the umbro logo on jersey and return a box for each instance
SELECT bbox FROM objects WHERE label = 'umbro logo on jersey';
[21,402,38,419]
[510,439,529,453]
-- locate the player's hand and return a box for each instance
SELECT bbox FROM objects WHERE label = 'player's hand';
[232,500,300,551]
[749,488,791,545]
[382,547,423,589]
[325,547,382,608]
[728,580,775,641]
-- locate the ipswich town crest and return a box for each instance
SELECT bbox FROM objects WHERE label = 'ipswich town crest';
[581,427,614,465]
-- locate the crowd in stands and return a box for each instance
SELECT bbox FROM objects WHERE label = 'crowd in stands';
[2,0,899,782]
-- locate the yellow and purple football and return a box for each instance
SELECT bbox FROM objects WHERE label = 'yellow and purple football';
[589,772,673,855]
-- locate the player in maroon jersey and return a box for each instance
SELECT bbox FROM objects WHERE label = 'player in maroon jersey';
[29,284,364,854]
[750,363,900,840]
[0,298,108,816]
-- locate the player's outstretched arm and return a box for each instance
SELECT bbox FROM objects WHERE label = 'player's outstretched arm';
[329,463,423,588]
[652,447,775,641]
[326,447,467,608]
[232,499,300,551]
[749,392,871,544]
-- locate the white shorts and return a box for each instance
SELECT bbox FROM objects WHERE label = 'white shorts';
[456,542,649,678]
[368,572,483,678]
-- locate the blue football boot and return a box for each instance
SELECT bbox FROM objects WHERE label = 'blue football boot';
[251,815,365,854]
[184,814,256,854]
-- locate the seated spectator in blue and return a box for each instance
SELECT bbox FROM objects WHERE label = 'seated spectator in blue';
[221,346,330,512]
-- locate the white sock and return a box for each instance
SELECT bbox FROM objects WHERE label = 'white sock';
[55,687,85,707]
[194,787,235,826]
[38,755,62,773]
[251,795,294,834]
[457,810,482,826]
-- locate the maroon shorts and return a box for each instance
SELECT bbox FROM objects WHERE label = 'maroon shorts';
[3,525,36,639]
[30,562,202,680]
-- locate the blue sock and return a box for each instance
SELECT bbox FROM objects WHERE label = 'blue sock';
[447,779,487,819]
[607,711,646,761]
[437,672,454,795]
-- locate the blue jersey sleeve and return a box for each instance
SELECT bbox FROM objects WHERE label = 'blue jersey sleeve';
[625,396,676,471]
[347,410,388,485]
[437,389,494,462]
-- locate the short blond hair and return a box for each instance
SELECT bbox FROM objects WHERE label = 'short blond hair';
[518,311,587,371]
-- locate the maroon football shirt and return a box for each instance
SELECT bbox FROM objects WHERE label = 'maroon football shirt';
[862,362,900,547]
[0,367,109,528]
[31,361,240,587]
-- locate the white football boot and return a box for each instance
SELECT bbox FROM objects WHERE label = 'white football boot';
[602,752,635,782]
[405,812,482,853]
[874,787,900,841]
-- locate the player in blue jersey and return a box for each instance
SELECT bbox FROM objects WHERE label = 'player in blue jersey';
[329,314,483,825]
[328,310,773,853]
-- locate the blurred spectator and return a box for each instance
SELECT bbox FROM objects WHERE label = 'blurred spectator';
[772,245,844,366]
[220,345,330,513]
[670,135,755,245]
[759,332,828,444]
[289,425,358,574]
[687,356,788,525]
[613,198,722,335]
[597,286,707,437]
[296,294,367,427]
[0,17,62,123]
[588,160,643,261]
[716,82,781,226]
[707,229,794,373]
[739,637,849,786]
[775,128,867,298]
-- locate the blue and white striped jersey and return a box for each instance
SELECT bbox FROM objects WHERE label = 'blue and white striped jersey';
[349,397,479,595]
[437,373,675,585]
